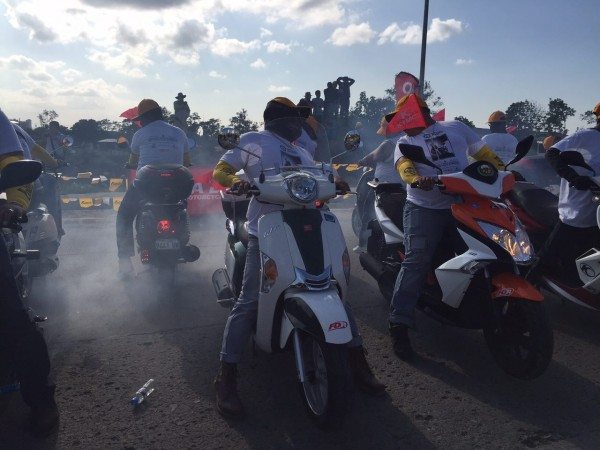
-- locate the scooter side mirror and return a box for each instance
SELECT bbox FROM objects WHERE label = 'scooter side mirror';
[0,160,42,192]
[62,136,74,147]
[505,135,534,169]
[343,130,361,151]
[398,143,441,173]
[559,150,596,175]
[218,127,240,150]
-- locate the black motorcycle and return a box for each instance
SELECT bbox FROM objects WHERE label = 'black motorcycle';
[0,160,44,388]
[133,164,200,283]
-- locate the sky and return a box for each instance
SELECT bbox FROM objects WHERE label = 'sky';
[1,0,598,131]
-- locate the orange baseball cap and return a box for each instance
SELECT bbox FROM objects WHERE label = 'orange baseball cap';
[132,99,161,120]
[488,110,506,123]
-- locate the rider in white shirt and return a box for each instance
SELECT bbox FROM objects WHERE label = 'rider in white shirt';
[116,99,191,276]
[544,102,600,283]
[481,110,518,165]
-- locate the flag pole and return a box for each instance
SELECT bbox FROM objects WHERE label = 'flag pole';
[418,0,429,95]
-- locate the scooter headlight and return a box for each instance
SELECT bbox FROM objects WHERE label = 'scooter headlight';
[477,221,534,264]
[284,173,318,204]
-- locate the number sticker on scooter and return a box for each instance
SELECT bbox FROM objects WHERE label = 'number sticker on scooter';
[328,321,348,331]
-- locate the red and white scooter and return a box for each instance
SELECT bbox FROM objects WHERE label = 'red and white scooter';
[507,151,600,311]
[360,138,554,379]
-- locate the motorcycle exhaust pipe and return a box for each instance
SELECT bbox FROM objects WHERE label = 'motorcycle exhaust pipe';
[359,252,387,281]
[182,244,201,262]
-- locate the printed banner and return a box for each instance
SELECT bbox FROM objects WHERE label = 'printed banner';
[386,94,427,134]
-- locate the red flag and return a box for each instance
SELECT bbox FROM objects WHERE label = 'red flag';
[120,106,141,128]
[386,94,427,134]
[432,109,445,121]
[394,72,420,101]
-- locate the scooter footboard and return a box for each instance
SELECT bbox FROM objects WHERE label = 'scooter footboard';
[491,273,543,302]
[282,289,352,346]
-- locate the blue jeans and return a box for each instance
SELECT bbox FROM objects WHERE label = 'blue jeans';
[389,202,455,328]
[221,235,363,363]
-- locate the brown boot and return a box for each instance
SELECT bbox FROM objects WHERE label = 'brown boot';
[348,346,386,396]
[214,362,245,419]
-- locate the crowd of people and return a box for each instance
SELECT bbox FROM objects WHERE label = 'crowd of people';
[1,91,599,436]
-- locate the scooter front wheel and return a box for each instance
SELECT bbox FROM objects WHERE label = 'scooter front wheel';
[483,299,553,380]
[296,331,348,429]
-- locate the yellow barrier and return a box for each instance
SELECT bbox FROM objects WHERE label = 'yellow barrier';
[79,198,93,208]
[109,178,123,192]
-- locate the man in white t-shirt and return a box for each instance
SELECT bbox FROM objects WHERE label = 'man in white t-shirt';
[481,110,518,165]
[116,99,190,276]
[355,115,406,249]
[388,95,505,360]
[544,102,600,283]
[211,97,385,419]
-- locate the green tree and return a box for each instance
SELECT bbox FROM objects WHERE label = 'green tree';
[198,118,221,138]
[580,110,597,125]
[98,119,123,133]
[543,98,575,134]
[506,100,544,131]
[70,119,103,146]
[37,109,58,127]
[454,115,475,128]
[229,109,258,134]
[350,91,395,126]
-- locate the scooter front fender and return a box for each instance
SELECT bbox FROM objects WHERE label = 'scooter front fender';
[491,272,543,302]
[282,289,352,346]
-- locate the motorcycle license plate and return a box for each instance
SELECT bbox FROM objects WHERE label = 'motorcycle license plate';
[155,239,180,250]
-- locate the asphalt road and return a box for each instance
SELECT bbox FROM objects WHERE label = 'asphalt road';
[2,207,600,449]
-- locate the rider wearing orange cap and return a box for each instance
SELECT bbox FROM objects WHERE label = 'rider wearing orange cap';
[481,110,518,165]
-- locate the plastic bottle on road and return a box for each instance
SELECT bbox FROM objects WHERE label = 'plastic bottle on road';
[130,379,155,406]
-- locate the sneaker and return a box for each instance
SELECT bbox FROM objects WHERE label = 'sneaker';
[389,323,415,361]
[118,258,134,279]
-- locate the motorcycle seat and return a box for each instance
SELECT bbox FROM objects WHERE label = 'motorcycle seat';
[510,182,559,229]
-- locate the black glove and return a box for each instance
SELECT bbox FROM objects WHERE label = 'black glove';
[570,176,594,190]
[0,200,26,227]
[228,180,251,195]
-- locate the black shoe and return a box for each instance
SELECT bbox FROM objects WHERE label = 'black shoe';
[389,324,415,361]
[30,402,59,437]
[214,362,245,419]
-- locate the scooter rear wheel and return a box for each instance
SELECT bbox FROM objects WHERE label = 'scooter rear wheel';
[484,299,553,380]
[296,332,348,429]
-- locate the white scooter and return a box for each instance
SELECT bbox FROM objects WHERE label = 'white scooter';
[212,127,354,427]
